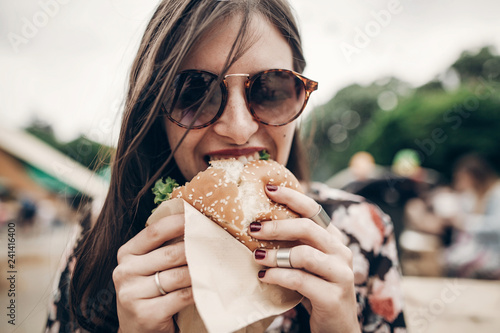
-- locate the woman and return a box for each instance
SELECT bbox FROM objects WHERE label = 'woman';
[445,153,500,279]
[45,1,406,332]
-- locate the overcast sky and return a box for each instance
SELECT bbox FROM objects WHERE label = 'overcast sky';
[1,0,499,145]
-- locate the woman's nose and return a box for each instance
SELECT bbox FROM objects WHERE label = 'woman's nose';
[211,82,259,144]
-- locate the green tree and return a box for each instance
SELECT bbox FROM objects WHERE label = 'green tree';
[353,84,500,180]
[24,120,113,173]
[304,46,500,182]
[452,46,500,83]
[303,78,413,180]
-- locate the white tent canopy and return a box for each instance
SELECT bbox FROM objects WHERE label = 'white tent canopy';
[0,126,109,201]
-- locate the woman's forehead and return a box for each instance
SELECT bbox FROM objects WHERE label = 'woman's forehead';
[180,14,293,73]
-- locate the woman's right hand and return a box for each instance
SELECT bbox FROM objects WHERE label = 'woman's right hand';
[113,214,194,333]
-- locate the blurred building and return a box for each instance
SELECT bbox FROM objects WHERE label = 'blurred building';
[0,126,108,229]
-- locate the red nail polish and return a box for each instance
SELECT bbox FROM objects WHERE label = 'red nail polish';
[250,222,262,232]
[258,270,266,278]
[266,184,278,192]
[254,249,266,260]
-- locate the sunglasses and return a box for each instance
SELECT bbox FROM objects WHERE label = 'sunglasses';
[162,69,318,129]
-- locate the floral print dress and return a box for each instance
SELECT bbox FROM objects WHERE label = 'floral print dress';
[45,182,406,332]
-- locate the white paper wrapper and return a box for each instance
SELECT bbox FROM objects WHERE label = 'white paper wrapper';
[146,198,303,333]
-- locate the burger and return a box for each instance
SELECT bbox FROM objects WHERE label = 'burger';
[150,152,302,251]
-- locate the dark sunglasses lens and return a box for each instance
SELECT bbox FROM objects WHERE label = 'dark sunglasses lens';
[166,72,222,127]
[249,71,306,125]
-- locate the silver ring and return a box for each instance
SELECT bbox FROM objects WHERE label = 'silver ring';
[309,205,330,228]
[155,271,167,295]
[276,248,293,268]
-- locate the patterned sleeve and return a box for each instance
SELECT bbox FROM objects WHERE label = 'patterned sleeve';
[313,183,407,332]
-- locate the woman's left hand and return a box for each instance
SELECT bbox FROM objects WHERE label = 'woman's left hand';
[249,185,360,333]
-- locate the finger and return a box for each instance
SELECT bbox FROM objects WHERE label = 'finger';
[121,241,187,276]
[146,287,194,320]
[116,266,191,302]
[265,185,319,218]
[266,186,344,240]
[140,266,191,299]
[254,245,353,280]
[122,287,194,330]
[258,268,355,312]
[118,214,184,261]
[258,268,333,306]
[326,222,349,245]
[264,185,346,242]
[249,218,336,253]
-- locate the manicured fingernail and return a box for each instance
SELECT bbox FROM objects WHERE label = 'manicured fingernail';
[266,184,278,192]
[250,222,262,232]
[254,249,266,260]
[258,270,266,278]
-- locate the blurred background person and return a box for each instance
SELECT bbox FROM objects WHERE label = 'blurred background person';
[402,153,500,279]
[327,151,386,190]
[402,185,460,276]
[445,153,500,279]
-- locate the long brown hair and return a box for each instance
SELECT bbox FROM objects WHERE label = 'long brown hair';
[70,0,309,331]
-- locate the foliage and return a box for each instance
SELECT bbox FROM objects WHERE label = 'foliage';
[302,77,411,180]
[24,120,114,173]
[355,85,500,179]
[304,46,500,182]
[452,46,500,82]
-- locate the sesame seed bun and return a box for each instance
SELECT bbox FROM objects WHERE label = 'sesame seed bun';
[171,158,302,251]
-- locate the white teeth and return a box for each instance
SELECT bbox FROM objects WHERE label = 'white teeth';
[246,152,258,163]
[209,151,263,164]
